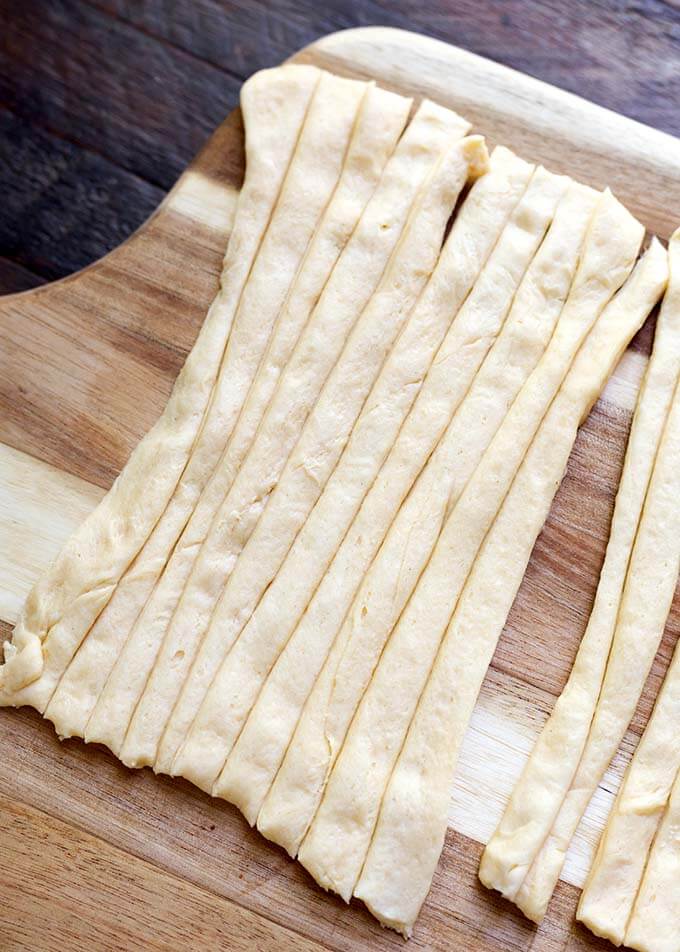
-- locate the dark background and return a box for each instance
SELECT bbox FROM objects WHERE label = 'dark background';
[1,0,679,295]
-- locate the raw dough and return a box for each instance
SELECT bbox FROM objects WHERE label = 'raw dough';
[44,70,373,739]
[356,239,667,936]
[297,190,643,902]
[259,166,578,858]
[511,241,680,924]
[116,83,411,768]
[223,146,534,826]
[480,231,680,912]
[0,64,321,707]
[625,759,680,952]
[153,100,470,776]
[171,132,486,793]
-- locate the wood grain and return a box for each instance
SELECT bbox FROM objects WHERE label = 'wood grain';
[0,794,325,952]
[2,24,680,951]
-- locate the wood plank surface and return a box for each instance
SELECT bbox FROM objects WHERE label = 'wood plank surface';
[2,23,680,952]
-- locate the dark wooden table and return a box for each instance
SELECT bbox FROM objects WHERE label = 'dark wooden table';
[1,0,679,295]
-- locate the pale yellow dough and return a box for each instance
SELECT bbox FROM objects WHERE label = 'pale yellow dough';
[356,239,667,937]
[480,230,680,912]
[510,243,680,925]
[260,167,583,858]
[223,146,534,826]
[625,761,680,952]
[297,190,643,904]
[0,64,321,707]
[152,100,471,778]
[44,70,372,740]
[171,131,486,794]
[116,83,412,769]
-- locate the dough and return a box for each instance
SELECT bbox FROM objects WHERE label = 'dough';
[259,165,577,857]
[356,239,667,936]
[297,190,642,902]
[0,64,321,707]
[625,760,680,952]
[480,232,680,912]
[170,132,487,794]
[44,71,372,740]
[152,100,470,776]
[218,146,533,827]
[116,83,412,769]
[511,245,680,925]
[577,638,680,943]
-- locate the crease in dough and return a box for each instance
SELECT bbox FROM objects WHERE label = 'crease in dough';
[510,247,680,926]
[296,188,642,903]
[151,99,472,776]
[115,82,412,769]
[222,146,535,827]
[357,238,667,937]
[0,63,321,708]
[480,228,680,913]
[169,132,488,793]
[259,164,576,858]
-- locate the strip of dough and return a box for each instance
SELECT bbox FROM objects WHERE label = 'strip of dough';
[480,231,680,911]
[0,64,320,706]
[221,147,534,826]
[169,133,487,792]
[357,239,667,936]
[577,635,680,944]
[45,80,409,741]
[112,84,411,769]
[186,136,488,796]
[144,100,469,773]
[625,761,680,952]
[511,272,680,925]
[297,190,643,902]
[258,166,577,856]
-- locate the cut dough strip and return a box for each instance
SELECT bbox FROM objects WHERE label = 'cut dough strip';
[83,98,469,759]
[480,228,680,915]
[510,250,680,925]
[45,78,409,742]
[221,146,534,827]
[296,190,643,903]
[577,634,680,945]
[625,761,680,952]
[169,132,487,793]
[357,238,667,937]
[0,64,321,706]
[114,82,411,769]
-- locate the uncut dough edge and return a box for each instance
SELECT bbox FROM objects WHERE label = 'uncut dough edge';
[0,63,321,707]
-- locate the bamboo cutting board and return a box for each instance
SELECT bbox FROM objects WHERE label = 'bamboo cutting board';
[2,26,680,952]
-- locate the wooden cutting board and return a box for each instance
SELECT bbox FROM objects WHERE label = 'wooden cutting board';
[2,26,680,952]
